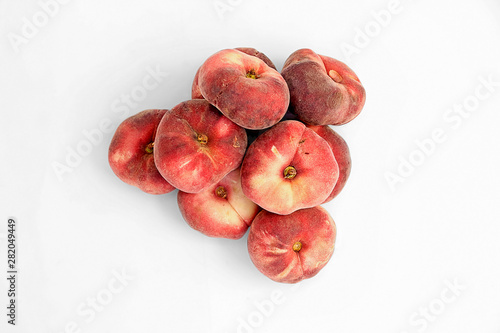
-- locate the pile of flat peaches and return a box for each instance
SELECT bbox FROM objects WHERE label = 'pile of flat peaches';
[108,47,366,283]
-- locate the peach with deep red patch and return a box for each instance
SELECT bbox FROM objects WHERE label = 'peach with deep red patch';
[108,109,175,195]
[281,48,366,126]
[247,206,337,283]
[154,99,247,193]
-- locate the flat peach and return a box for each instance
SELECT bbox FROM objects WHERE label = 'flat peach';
[154,99,247,193]
[177,168,260,239]
[191,47,276,99]
[247,206,337,283]
[108,109,175,195]
[241,120,338,215]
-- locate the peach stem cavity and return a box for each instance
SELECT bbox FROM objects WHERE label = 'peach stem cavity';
[283,166,297,179]
[246,69,259,79]
[215,186,227,199]
[145,142,154,154]
[197,133,208,145]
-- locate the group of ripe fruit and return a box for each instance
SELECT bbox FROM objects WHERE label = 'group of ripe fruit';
[108,47,366,283]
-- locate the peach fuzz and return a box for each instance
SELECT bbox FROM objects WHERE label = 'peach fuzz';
[240,120,339,215]
[247,206,337,283]
[177,168,260,239]
[108,109,176,195]
[191,47,276,99]
[197,48,289,130]
[281,48,366,126]
[307,125,352,202]
[154,99,247,193]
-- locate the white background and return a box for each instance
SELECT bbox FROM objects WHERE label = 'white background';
[1,0,500,332]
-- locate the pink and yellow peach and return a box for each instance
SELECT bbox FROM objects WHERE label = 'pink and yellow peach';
[177,168,260,239]
[247,206,337,283]
[240,120,339,215]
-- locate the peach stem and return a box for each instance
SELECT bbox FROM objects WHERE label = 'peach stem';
[283,166,297,179]
[293,241,302,252]
[145,142,154,154]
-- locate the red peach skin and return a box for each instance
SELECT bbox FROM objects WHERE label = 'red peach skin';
[281,48,366,126]
[154,99,247,193]
[197,49,290,130]
[177,168,260,239]
[108,109,176,195]
[240,120,339,215]
[192,47,276,99]
[191,67,204,100]
[307,125,352,202]
[247,206,337,283]
[233,47,277,70]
